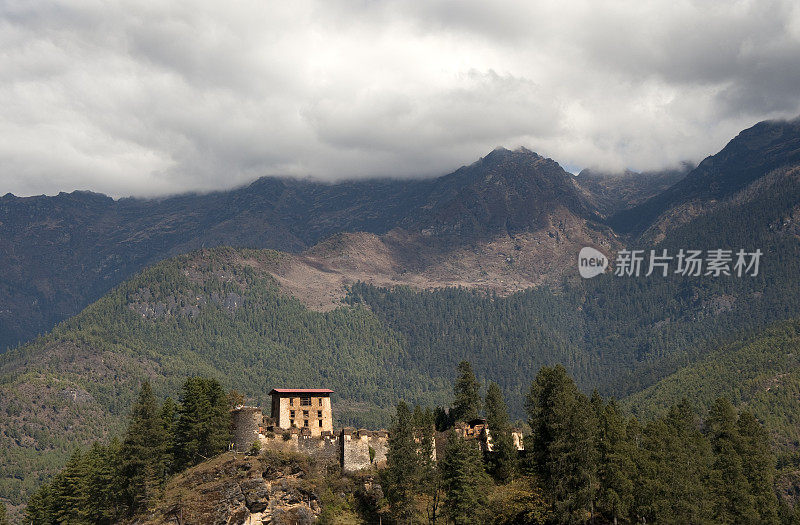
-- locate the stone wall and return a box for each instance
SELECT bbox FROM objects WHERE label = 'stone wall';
[232,407,390,472]
[253,428,388,473]
[257,430,341,466]
[340,428,388,473]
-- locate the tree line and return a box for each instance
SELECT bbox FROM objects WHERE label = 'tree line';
[379,361,798,525]
[6,242,800,509]
[17,360,800,524]
[24,377,232,524]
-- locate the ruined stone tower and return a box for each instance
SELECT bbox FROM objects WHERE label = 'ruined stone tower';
[231,405,263,452]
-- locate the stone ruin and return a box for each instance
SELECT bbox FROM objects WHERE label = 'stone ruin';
[231,406,389,473]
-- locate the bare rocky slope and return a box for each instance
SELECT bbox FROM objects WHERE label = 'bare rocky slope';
[138,451,330,525]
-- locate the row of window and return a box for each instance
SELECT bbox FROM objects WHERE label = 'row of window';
[290,410,323,418]
[289,419,324,427]
[289,396,323,407]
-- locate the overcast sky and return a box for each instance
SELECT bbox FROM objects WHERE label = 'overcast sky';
[2,0,800,197]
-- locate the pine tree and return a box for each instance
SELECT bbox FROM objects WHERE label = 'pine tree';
[526,365,596,524]
[434,405,453,431]
[441,432,492,525]
[633,400,713,524]
[25,483,53,524]
[81,440,123,524]
[0,501,8,525]
[171,377,231,470]
[160,396,177,474]
[413,405,441,524]
[706,398,759,524]
[382,401,421,524]
[592,393,635,525]
[47,449,87,524]
[737,411,780,524]
[485,381,517,483]
[452,361,482,423]
[120,381,168,514]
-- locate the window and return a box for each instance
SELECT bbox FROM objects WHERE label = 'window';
[317,410,322,418]
[304,420,309,427]
[290,398,295,406]
[318,419,323,427]
[303,411,309,418]
[290,410,295,418]
[301,396,311,406]
[318,398,323,406]
[290,419,295,427]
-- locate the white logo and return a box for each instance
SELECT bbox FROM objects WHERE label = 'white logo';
[578,247,608,278]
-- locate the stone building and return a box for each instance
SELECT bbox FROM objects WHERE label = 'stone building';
[269,388,333,437]
[230,389,520,474]
[454,417,525,453]
[230,403,389,473]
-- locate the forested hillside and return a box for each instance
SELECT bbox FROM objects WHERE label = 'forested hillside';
[623,319,800,448]
[3,231,800,510]
[0,248,448,507]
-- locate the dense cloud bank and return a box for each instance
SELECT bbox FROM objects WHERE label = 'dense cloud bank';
[2,0,800,197]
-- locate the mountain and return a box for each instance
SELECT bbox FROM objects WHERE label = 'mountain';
[0,179,422,352]
[3,117,800,512]
[399,147,598,235]
[0,147,616,350]
[610,117,800,236]
[575,164,692,217]
[3,117,799,354]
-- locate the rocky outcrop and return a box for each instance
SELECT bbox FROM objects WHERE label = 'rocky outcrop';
[142,452,321,525]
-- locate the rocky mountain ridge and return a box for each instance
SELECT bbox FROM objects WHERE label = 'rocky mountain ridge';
[0,147,616,348]
[2,116,800,349]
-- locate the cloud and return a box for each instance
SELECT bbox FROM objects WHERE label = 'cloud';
[1,0,799,197]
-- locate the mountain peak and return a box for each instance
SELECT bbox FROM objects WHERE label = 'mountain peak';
[402,144,597,238]
[609,116,800,234]
[484,145,542,161]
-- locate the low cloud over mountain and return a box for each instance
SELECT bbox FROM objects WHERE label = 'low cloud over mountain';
[2,0,800,197]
